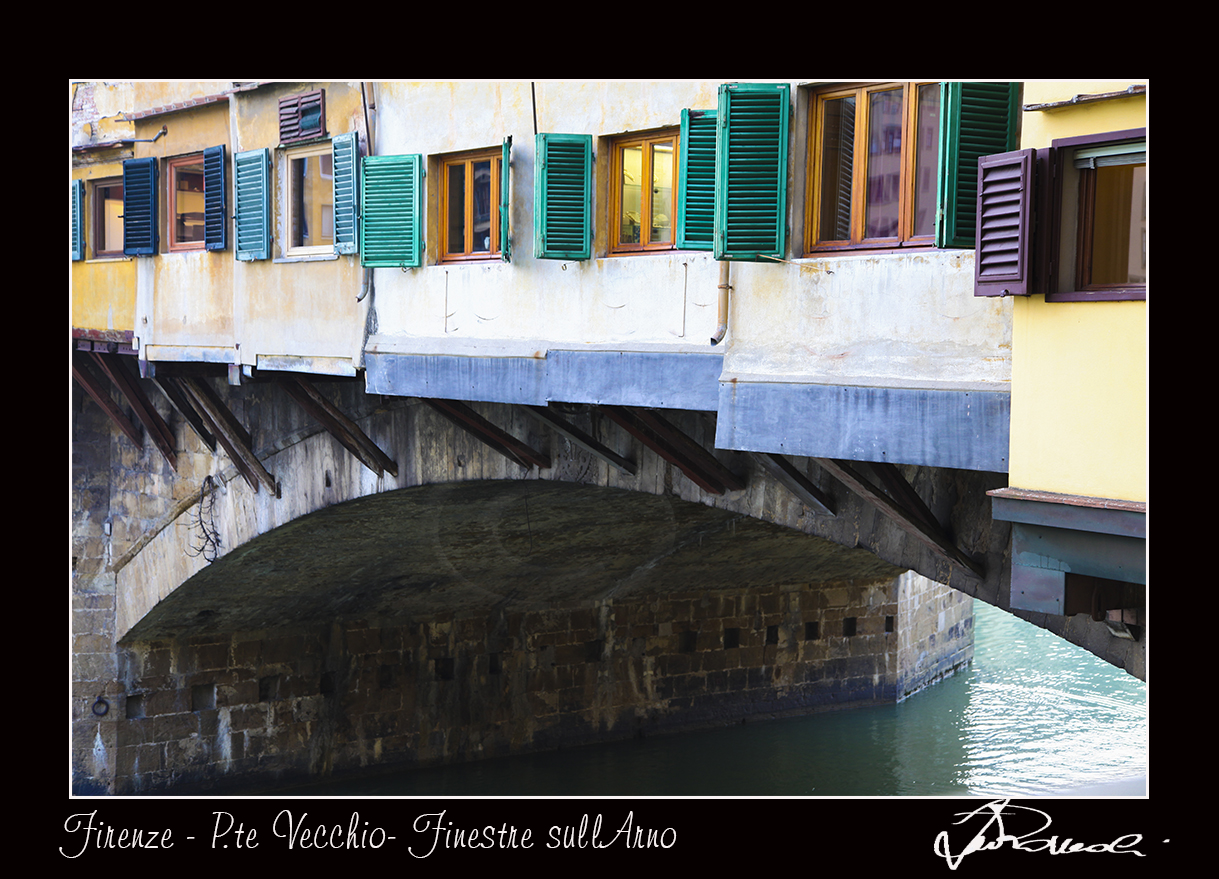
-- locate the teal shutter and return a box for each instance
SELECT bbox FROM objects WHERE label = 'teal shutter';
[500,135,512,262]
[936,82,1021,248]
[234,148,271,260]
[203,145,227,251]
[122,157,158,256]
[714,83,790,261]
[71,179,85,261]
[676,108,716,250]
[360,153,423,268]
[534,133,592,260]
[332,132,359,255]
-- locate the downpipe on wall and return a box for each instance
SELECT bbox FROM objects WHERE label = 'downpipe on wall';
[711,260,731,345]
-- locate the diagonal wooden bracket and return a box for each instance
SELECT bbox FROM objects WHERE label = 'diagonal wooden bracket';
[153,376,216,453]
[73,355,142,449]
[600,406,744,495]
[426,399,550,470]
[814,457,984,579]
[867,461,945,537]
[179,377,276,494]
[523,405,636,475]
[79,352,178,471]
[282,377,398,478]
[752,452,836,516]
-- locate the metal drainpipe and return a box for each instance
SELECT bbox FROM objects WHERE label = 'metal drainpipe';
[710,260,731,345]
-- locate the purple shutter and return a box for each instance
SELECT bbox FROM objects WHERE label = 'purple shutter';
[974,148,1035,297]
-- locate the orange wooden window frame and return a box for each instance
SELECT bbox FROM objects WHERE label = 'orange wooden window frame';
[166,154,206,252]
[439,148,502,262]
[609,129,680,254]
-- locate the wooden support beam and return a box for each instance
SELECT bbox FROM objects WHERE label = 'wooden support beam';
[752,452,836,517]
[152,376,217,452]
[868,461,943,536]
[425,399,550,470]
[282,377,399,478]
[73,357,142,448]
[600,406,744,495]
[179,377,276,494]
[88,352,177,471]
[814,457,985,579]
[523,405,637,475]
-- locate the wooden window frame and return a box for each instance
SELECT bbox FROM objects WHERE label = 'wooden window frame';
[805,81,940,253]
[279,89,326,145]
[91,177,125,258]
[283,141,335,258]
[439,147,502,263]
[166,154,207,252]
[610,129,680,254]
[1048,128,1146,302]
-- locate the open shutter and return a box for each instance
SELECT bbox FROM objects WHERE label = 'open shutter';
[974,148,1035,297]
[714,83,790,261]
[936,82,1020,248]
[234,148,271,261]
[361,153,423,268]
[71,179,85,261]
[500,135,512,262]
[122,157,158,256]
[676,108,716,250]
[332,132,359,255]
[534,133,592,260]
[203,145,227,251]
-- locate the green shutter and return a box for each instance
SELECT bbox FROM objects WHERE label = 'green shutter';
[203,145,227,251]
[332,132,359,255]
[714,83,790,261]
[361,153,423,268]
[535,133,591,260]
[71,179,85,261]
[123,157,159,256]
[500,135,512,262]
[677,108,716,250]
[234,148,271,260]
[936,82,1020,248]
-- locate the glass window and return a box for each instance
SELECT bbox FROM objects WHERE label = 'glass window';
[611,131,678,253]
[167,155,206,251]
[441,149,502,261]
[286,143,334,255]
[92,179,124,257]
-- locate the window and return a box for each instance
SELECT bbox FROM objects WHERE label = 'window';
[610,129,678,253]
[279,89,326,145]
[808,82,941,249]
[167,154,206,251]
[91,178,124,258]
[285,142,334,257]
[441,148,503,261]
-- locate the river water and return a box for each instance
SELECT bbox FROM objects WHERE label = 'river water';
[273,601,1147,797]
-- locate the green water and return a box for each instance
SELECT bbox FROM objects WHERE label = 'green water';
[271,602,1148,797]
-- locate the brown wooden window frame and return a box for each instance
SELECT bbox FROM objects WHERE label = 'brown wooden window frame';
[439,147,503,263]
[609,128,680,255]
[805,81,941,254]
[91,177,124,258]
[278,89,326,145]
[166,154,207,252]
[1047,128,1146,303]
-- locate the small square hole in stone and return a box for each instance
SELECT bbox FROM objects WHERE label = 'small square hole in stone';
[680,630,698,653]
[191,683,215,711]
[585,639,604,662]
[843,617,857,637]
[259,675,281,701]
[320,672,336,695]
[885,615,894,633]
[435,658,455,681]
[723,627,740,649]
[488,653,502,675]
[805,621,820,640]
[766,625,779,645]
[126,693,145,719]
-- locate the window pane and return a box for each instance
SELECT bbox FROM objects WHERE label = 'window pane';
[650,142,674,244]
[175,161,206,244]
[620,145,642,244]
[912,83,940,238]
[472,159,492,252]
[818,96,855,241]
[1090,163,1146,285]
[97,183,123,253]
[291,155,333,248]
[447,163,465,253]
[865,88,902,239]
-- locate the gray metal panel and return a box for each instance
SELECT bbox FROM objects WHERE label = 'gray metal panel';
[1011,522,1145,584]
[1010,563,1066,614]
[991,494,1145,538]
[715,381,1010,471]
[547,350,723,411]
[364,352,548,405]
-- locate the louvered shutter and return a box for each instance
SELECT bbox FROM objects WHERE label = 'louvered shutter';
[534,133,592,260]
[974,148,1035,297]
[500,136,512,262]
[203,145,227,251]
[71,179,85,261]
[234,148,271,261]
[677,108,716,251]
[332,132,359,255]
[279,90,326,144]
[122,157,158,256]
[936,82,1020,248]
[714,83,790,261]
[360,154,423,268]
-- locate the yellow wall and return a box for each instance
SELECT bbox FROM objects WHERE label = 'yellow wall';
[1008,81,1147,502]
[72,155,136,334]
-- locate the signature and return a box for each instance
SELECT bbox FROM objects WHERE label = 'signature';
[933,799,1145,870]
